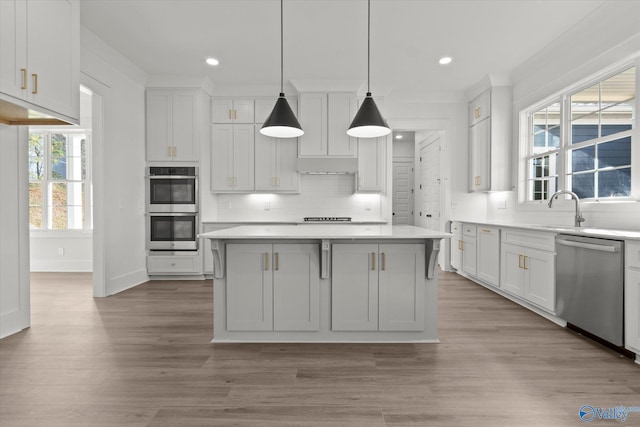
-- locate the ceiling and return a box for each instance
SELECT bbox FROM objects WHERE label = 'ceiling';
[80,0,608,100]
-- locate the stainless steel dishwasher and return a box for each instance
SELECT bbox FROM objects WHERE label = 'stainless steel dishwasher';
[556,234,624,346]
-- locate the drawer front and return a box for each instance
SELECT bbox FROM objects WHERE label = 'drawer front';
[463,225,477,238]
[501,228,555,252]
[478,226,499,237]
[451,221,462,236]
[627,241,640,270]
[147,254,201,274]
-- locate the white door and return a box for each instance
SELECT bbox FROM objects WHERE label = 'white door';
[378,244,425,331]
[392,161,413,225]
[419,136,441,231]
[331,243,379,331]
[273,244,320,331]
[226,244,273,331]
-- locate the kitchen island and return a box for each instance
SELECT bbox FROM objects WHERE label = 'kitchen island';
[200,225,451,343]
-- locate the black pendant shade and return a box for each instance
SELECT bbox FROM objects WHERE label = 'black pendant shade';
[261,93,303,138]
[347,92,390,138]
[260,0,303,138]
[347,0,391,139]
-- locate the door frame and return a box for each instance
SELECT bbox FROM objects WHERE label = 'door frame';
[391,160,415,225]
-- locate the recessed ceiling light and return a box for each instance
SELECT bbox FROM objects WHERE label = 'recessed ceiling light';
[395,135,403,139]
[439,57,452,65]
[206,57,220,66]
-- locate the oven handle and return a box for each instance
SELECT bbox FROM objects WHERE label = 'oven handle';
[146,213,198,217]
[556,239,620,253]
[145,175,197,179]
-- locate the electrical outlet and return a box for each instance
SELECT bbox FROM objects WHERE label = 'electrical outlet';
[58,248,64,256]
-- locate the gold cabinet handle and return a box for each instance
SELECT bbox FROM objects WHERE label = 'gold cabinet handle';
[31,73,38,94]
[275,253,279,271]
[227,177,234,187]
[167,147,172,157]
[228,109,232,120]
[20,68,27,89]
[523,256,528,270]
[371,252,376,271]
[173,147,177,157]
[474,176,480,186]
[481,229,490,233]
[518,255,523,269]
[381,253,386,271]
[461,241,464,251]
[265,253,270,271]
[234,109,237,120]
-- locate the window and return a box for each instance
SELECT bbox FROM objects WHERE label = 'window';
[28,130,91,230]
[524,66,635,202]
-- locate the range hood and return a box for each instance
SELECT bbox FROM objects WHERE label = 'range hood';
[297,158,358,175]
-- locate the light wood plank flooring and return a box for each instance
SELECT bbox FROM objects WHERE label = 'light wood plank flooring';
[1,272,638,426]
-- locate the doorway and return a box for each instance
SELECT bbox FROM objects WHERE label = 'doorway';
[418,133,443,233]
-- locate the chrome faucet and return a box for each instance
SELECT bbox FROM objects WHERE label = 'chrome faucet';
[548,190,585,227]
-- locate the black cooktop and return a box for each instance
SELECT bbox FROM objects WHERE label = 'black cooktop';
[303,217,352,222]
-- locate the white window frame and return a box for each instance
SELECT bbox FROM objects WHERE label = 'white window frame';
[28,129,93,232]
[519,59,639,205]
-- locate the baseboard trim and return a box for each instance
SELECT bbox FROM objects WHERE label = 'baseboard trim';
[106,268,149,296]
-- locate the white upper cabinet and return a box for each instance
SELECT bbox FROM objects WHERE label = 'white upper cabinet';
[298,92,357,157]
[254,128,299,192]
[0,0,79,124]
[468,86,512,192]
[211,123,254,191]
[146,89,203,161]
[211,99,254,123]
[356,135,386,193]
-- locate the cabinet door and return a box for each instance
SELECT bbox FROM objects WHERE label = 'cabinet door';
[146,90,173,161]
[211,99,233,123]
[501,242,525,297]
[625,269,640,353]
[172,91,199,161]
[524,247,555,312]
[469,118,490,191]
[332,244,379,331]
[461,236,477,277]
[327,93,357,157]
[0,0,27,101]
[254,128,277,191]
[477,227,500,286]
[275,137,299,191]
[211,124,234,190]
[273,244,320,331]
[26,0,79,120]
[232,99,254,123]
[450,235,462,271]
[226,244,273,331]
[378,244,425,331]
[357,136,386,192]
[469,89,490,126]
[298,93,327,156]
[232,124,255,191]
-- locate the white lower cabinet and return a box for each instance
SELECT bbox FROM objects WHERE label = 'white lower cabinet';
[332,243,425,331]
[450,222,462,271]
[226,243,319,332]
[461,225,477,276]
[476,226,500,286]
[147,252,202,275]
[500,230,555,313]
[625,242,640,354]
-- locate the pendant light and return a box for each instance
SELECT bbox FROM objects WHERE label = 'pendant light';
[347,0,391,138]
[260,0,304,138]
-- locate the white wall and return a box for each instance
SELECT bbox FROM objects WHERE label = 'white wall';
[486,1,640,230]
[80,27,149,294]
[0,125,30,338]
[29,234,92,272]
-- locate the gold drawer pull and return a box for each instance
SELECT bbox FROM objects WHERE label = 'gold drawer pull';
[20,68,27,89]
[381,253,386,271]
[32,73,38,94]
[481,229,491,233]
[371,253,376,271]
[265,253,270,271]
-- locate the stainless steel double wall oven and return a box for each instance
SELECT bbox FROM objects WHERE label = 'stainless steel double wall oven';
[146,166,198,251]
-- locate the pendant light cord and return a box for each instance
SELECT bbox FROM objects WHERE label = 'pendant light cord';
[367,0,370,94]
[280,0,284,95]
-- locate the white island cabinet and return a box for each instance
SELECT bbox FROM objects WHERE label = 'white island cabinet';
[200,225,450,343]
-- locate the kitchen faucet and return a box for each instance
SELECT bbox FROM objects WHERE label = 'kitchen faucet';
[548,190,585,227]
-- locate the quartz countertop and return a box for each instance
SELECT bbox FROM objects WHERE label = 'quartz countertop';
[199,224,450,240]
[451,220,640,241]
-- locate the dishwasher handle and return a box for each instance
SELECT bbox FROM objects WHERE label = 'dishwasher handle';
[556,239,620,253]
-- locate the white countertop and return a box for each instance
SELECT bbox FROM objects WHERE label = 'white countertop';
[452,220,640,241]
[202,220,389,225]
[199,225,451,240]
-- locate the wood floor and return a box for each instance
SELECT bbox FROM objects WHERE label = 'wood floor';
[1,272,638,426]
